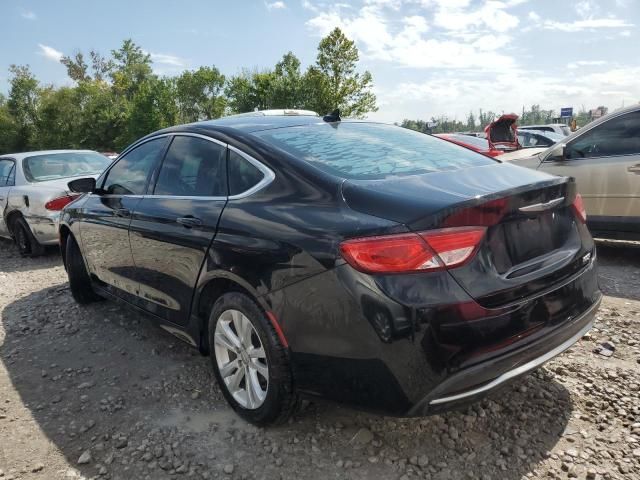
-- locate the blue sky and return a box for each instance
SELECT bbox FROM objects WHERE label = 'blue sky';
[1,0,638,122]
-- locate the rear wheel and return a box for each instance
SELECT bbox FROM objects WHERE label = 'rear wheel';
[208,292,296,425]
[12,217,45,257]
[65,234,102,304]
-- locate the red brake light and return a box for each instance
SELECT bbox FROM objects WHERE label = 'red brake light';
[572,193,587,223]
[340,227,486,274]
[45,195,79,211]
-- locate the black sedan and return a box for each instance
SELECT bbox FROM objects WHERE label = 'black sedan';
[59,113,601,425]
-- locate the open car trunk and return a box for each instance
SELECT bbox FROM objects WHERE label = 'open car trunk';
[485,114,520,151]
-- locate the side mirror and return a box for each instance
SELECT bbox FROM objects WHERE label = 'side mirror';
[68,177,97,193]
[543,143,566,163]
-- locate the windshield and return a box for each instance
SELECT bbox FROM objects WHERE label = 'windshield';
[561,126,571,136]
[23,152,111,182]
[254,123,495,180]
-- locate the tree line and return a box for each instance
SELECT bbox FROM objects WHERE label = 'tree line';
[400,104,596,135]
[0,27,377,154]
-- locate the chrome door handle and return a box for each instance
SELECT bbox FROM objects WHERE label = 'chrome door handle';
[176,216,202,228]
[114,208,130,217]
[628,164,640,174]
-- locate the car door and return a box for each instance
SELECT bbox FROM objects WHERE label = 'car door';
[539,110,640,233]
[79,137,168,299]
[0,159,16,238]
[128,134,228,325]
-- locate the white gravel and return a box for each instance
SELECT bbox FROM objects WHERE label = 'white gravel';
[0,238,639,480]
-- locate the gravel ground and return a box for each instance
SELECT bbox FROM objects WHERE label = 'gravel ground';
[0,238,639,480]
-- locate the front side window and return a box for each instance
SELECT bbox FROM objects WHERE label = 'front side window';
[154,136,226,197]
[0,160,14,187]
[254,123,494,180]
[22,152,110,183]
[103,138,166,195]
[228,150,264,195]
[566,111,640,159]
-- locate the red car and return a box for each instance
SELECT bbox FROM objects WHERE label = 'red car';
[484,113,520,151]
[434,133,502,157]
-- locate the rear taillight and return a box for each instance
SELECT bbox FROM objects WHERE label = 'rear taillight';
[572,193,587,223]
[340,226,486,274]
[45,195,80,211]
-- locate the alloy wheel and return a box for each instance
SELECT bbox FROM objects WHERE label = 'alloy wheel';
[214,309,269,409]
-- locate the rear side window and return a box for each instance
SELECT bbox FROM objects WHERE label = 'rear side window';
[154,136,227,197]
[566,111,640,159]
[228,150,264,195]
[254,123,494,180]
[103,138,166,195]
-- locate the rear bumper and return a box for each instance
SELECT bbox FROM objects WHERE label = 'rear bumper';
[25,213,60,245]
[408,293,600,415]
[275,247,600,416]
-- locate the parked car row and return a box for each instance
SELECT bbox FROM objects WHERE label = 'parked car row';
[0,151,112,255]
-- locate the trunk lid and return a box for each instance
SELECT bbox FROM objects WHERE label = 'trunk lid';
[485,113,520,151]
[342,162,592,308]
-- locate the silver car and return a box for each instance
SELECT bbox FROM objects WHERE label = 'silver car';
[0,150,111,256]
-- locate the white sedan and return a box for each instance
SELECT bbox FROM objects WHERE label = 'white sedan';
[0,150,112,256]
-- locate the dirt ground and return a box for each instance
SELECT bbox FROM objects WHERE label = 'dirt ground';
[0,238,639,480]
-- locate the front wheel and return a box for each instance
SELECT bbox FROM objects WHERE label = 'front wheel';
[208,292,296,425]
[65,234,102,304]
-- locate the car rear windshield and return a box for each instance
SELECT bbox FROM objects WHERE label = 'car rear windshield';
[23,152,111,182]
[254,123,495,180]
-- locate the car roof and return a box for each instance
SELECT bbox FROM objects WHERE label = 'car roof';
[0,149,98,160]
[192,115,328,133]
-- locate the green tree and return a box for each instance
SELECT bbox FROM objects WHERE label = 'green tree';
[110,39,153,100]
[0,94,18,154]
[225,69,277,113]
[305,27,377,117]
[35,86,82,149]
[61,52,89,83]
[271,52,304,108]
[7,65,40,151]
[466,111,476,131]
[175,66,226,123]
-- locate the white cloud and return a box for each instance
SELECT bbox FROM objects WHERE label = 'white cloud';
[543,18,633,32]
[21,11,36,20]
[575,0,599,19]
[433,1,520,34]
[567,60,607,69]
[527,11,540,22]
[371,65,640,122]
[37,44,63,62]
[265,1,286,10]
[148,53,187,67]
[305,2,518,70]
[620,30,632,36]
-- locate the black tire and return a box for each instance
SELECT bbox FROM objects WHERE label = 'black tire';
[66,234,102,304]
[12,217,45,257]
[208,292,297,426]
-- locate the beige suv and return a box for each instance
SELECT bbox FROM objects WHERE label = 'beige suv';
[512,105,640,240]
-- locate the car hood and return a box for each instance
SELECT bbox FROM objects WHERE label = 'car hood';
[485,113,520,151]
[497,148,547,162]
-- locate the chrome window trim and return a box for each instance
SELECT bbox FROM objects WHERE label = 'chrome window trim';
[143,194,227,201]
[98,132,275,201]
[227,144,275,200]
